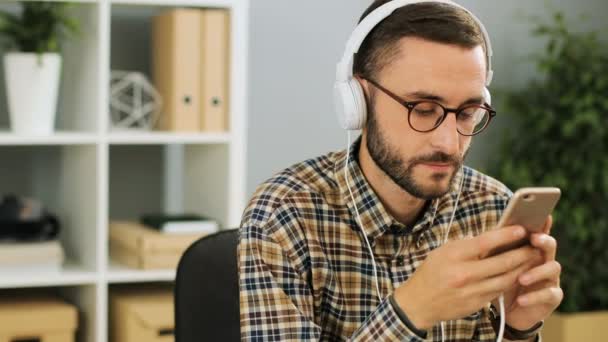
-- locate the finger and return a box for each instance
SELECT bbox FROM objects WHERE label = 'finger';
[460,225,527,260]
[542,215,553,234]
[469,245,542,280]
[517,286,564,307]
[468,260,530,296]
[530,233,557,261]
[519,261,561,286]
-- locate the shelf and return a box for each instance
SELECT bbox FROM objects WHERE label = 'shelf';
[17,0,99,4]
[107,131,231,144]
[0,131,99,146]
[0,262,98,289]
[106,262,176,283]
[0,0,248,340]
[110,0,236,8]
[0,131,231,145]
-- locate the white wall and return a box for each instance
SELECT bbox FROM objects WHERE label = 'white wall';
[246,0,369,196]
[246,0,608,196]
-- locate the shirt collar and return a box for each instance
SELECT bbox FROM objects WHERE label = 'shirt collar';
[334,136,465,242]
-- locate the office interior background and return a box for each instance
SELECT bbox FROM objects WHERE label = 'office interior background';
[0,0,605,341]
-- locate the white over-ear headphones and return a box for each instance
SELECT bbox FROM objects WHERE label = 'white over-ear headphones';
[334,0,494,130]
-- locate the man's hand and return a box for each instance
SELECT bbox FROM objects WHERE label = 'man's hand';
[393,225,544,330]
[494,215,564,331]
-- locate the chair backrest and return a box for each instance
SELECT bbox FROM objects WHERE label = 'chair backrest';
[174,229,240,342]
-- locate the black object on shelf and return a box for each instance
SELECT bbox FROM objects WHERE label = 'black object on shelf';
[141,213,207,229]
[0,194,60,242]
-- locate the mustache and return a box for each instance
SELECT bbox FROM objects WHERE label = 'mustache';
[411,152,461,166]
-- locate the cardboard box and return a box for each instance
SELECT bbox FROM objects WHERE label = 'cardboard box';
[0,295,78,342]
[110,288,174,342]
[109,221,205,269]
[542,311,608,342]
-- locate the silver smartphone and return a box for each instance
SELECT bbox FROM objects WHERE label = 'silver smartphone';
[486,187,561,257]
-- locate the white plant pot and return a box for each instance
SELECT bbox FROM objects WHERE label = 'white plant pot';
[3,52,62,135]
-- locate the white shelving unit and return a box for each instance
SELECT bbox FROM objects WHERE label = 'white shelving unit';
[0,0,248,341]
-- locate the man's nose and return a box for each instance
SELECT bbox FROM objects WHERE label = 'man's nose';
[429,113,460,156]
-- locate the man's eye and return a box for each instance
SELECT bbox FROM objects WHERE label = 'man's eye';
[415,109,437,116]
[458,109,479,121]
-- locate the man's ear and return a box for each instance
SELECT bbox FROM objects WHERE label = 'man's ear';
[354,75,369,97]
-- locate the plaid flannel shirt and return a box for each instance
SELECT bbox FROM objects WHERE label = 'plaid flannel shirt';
[238,138,533,341]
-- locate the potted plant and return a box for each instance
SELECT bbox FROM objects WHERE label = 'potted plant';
[489,12,608,342]
[0,1,78,135]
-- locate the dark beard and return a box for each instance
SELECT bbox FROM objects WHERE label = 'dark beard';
[365,102,466,200]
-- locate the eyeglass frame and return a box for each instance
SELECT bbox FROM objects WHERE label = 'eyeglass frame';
[362,77,497,136]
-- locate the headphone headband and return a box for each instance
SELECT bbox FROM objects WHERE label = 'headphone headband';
[336,0,494,86]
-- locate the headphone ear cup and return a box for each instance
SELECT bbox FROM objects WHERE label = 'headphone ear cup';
[349,78,367,129]
[334,78,367,130]
[334,81,354,130]
[483,87,492,106]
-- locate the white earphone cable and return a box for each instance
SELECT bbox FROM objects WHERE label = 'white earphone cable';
[344,131,383,302]
[440,166,465,342]
[497,294,506,342]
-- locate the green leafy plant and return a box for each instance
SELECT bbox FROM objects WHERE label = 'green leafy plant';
[489,13,608,313]
[0,1,79,54]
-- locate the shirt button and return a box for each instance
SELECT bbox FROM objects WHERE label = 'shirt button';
[396,256,405,266]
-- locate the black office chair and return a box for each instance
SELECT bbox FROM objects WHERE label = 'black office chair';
[174,228,240,342]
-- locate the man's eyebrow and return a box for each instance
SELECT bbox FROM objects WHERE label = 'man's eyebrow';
[403,91,485,106]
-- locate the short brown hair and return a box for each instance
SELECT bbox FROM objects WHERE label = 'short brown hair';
[353,0,486,80]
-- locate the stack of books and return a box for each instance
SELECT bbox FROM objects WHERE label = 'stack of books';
[152,8,230,132]
[109,213,219,270]
[0,240,64,273]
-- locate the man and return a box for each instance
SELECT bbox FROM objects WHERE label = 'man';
[238,1,563,341]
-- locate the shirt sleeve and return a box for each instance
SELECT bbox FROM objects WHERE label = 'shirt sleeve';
[238,223,429,341]
[477,306,501,340]
[350,296,428,341]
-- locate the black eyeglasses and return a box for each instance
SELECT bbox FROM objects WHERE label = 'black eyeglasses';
[364,78,496,136]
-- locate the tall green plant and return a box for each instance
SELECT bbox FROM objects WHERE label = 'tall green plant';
[0,1,79,54]
[489,13,608,313]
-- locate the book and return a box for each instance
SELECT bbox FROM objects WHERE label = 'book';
[0,262,62,274]
[152,8,203,131]
[0,240,64,272]
[200,9,230,132]
[140,213,219,234]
